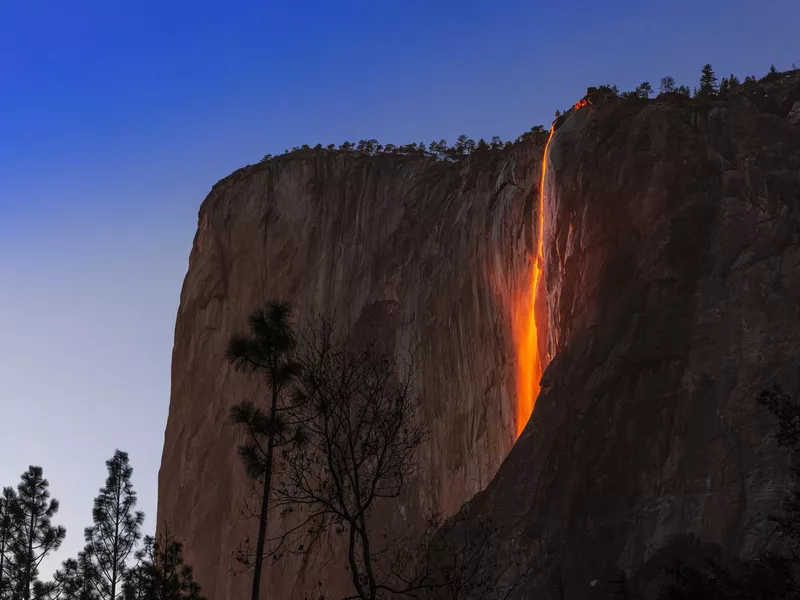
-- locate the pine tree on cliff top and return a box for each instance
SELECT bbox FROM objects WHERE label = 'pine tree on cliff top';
[699,64,718,96]
[226,300,302,600]
[85,450,144,599]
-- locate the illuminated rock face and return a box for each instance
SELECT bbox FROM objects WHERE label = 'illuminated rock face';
[158,145,546,600]
[446,80,800,598]
[161,72,800,600]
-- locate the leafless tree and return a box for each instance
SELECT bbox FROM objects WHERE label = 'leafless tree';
[262,319,531,600]
[271,319,425,600]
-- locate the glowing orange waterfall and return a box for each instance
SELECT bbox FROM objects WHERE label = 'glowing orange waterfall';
[512,98,592,437]
[513,127,554,438]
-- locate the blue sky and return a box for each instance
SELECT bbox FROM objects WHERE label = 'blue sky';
[1,0,798,580]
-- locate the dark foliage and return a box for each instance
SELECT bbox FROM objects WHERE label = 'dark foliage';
[122,528,205,600]
[227,300,302,600]
[84,450,145,599]
[11,467,66,600]
[659,76,676,94]
[699,63,718,97]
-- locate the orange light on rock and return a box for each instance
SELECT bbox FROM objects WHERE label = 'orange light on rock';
[513,99,592,438]
[513,127,554,438]
[571,98,592,111]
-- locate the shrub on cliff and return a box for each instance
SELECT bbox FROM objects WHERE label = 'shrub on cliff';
[636,81,654,98]
[659,76,676,94]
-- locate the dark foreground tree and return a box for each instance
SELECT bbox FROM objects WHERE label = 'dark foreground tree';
[0,487,19,598]
[122,528,205,600]
[52,548,101,600]
[85,450,144,599]
[227,301,301,600]
[274,320,425,600]
[13,466,66,599]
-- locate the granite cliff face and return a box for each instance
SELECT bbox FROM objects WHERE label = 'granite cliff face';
[160,72,800,599]
[443,74,800,598]
[159,142,545,599]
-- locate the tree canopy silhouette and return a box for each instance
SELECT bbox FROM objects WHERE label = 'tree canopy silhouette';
[226,300,302,600]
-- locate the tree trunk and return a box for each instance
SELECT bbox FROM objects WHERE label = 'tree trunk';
[346,518,368,600]
[111,480,121,600]
[250,369,279,600]
[0,535,5,596]
[356,501,377,599]
[348,431,376,599]
[25,503,36,600]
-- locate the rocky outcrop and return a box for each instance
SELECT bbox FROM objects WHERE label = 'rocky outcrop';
[444,78,800,598]
[158,143,546,599]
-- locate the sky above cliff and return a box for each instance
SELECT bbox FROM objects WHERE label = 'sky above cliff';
[1,0,799,579]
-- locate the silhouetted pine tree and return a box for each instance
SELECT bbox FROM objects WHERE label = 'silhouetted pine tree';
[54,548,101,600]
[85,450,144,599]
[13,466,66,600]
[226,301,301,600]
[0,487,19,599]
[121,528,205,600]
[699,64,718,96]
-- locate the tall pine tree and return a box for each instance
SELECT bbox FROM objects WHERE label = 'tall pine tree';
[85,450,144,600]
[227,301,300,600]
[13,466,66,600]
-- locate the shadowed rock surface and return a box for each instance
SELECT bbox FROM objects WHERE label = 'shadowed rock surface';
[159,71,800,599]
[158,142,546,599]
[438,72,800,599]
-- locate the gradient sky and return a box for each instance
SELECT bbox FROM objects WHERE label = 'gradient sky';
[1,0,798,580]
